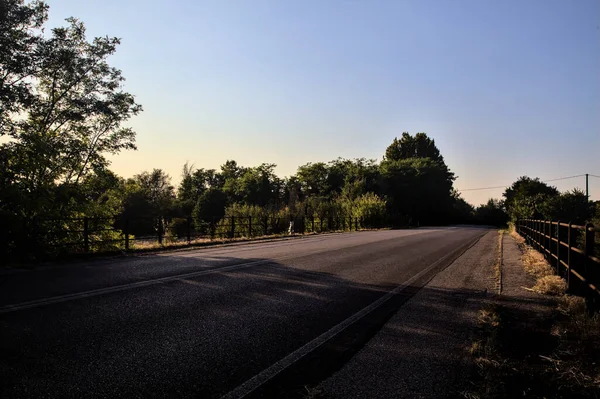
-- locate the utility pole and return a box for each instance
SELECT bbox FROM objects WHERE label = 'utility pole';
[585,173,589,200]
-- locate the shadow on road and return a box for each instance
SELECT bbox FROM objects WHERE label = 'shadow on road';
[0,248,537,399]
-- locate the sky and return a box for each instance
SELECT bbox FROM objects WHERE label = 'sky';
[45,0,600,205]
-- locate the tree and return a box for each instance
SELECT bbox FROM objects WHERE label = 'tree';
[129,169,175,216]
[542,189,590,224]
[474,198,508,226]
[384,132,444,164]
[380,134,455,225]
[0,0,48,135]
[381,157,454,224]
[1,11,141,220]
[296,162,330,198]
[234,164,281,207]
[503,177,559,221]
[449,191,475,224]
[193,188,227,222]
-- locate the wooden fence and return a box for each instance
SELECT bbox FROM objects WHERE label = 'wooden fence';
[516,219,599,298]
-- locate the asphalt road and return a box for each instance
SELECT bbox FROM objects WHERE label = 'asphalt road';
[0,227,487,398]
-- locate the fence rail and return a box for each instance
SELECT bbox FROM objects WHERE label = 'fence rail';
[516,219,599,298]
[5,214,409,262]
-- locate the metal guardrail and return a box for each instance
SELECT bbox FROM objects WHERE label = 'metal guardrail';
[516,219,599,298]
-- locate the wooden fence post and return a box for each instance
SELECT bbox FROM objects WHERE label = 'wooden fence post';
[157,217,163,245]
[567,222,572,291]
[124,219,130,251]
[186,216,192,244]
[584,223,595,275]
[556,220,561,274]
[548,220,552,259]
[83,217,90,253]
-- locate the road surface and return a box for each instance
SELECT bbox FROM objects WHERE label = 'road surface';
[0,227,487,398]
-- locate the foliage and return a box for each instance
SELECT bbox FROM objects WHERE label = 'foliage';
[338,192,387,227]
[384,132,445,164]
[0,0,49,134]
[0,2,141,260]
[380,156,454,225]
[474,199,509,227]
[503,177,559,221]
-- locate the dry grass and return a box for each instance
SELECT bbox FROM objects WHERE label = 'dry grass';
[547,295,600,392]
[495,231,503,294]
[128,232,319,252]
[556,295,600,347]
[509,229,555,279]
[521,249,555,279]
[532,275,568,295]
[509,226,525,245]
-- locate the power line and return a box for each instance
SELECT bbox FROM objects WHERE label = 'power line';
[590,174,600,179]
[458,185,509,192]
[456,174,588,192]
[543,174,586,182]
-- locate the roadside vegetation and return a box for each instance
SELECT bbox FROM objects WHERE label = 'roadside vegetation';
[1,1,598,264]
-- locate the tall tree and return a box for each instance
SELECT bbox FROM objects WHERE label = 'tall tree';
[0,0,48,135]
[384,132,444,164]
[381,133,455,224]
[1,13,141,219]
[503,177,559,221]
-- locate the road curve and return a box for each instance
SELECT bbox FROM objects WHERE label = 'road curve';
[0,227,488,398]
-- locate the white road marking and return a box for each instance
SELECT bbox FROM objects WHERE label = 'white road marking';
[0,259,279,314]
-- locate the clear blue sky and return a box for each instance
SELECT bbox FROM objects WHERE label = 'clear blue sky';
[46,0,600,205]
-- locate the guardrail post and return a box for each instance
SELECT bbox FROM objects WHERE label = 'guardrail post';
[230,216,235,239]
[124,219,130,251]
[248,216,252,237]
[83,217,90,253]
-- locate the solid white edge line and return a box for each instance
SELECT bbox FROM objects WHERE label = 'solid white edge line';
[0,259,275,314]
[220,240,472,399]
